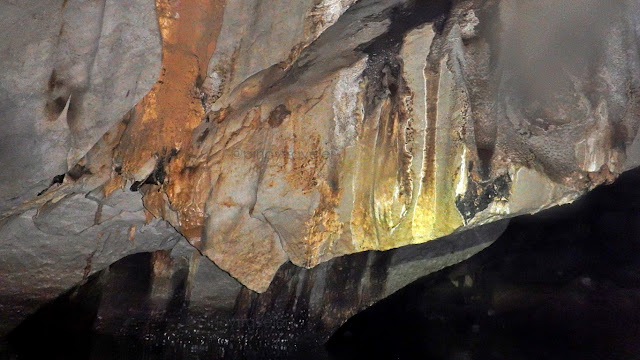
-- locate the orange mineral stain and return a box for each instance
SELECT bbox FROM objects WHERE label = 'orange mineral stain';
[118,0,225,168]
[114,0,225,237]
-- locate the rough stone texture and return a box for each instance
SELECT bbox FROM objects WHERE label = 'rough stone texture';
[0,0,162,214]
[203,0,359,103]
[1,0,640,338]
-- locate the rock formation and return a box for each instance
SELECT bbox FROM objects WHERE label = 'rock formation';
[1,0,640,347]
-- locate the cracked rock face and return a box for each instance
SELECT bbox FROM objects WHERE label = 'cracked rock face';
[1,0,640,336]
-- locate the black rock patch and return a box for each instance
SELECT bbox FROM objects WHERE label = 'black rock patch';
[455,173,512,223]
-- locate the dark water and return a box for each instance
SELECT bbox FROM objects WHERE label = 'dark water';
[4,168,640,359]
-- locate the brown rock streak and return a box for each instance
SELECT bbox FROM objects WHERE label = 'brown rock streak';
[115,0,226,240]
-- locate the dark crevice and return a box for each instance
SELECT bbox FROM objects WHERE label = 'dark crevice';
[455,173,512,223]
[130,148,178,192]
[67,164,92,181]
[476,147,494,177]
[356,0,453,148]
[36,174,65,196]
[5,270,106,359]
[360,0,452,78]
[361,0,451,57]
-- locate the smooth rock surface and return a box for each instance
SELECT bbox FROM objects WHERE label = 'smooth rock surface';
[0,0,161,214]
